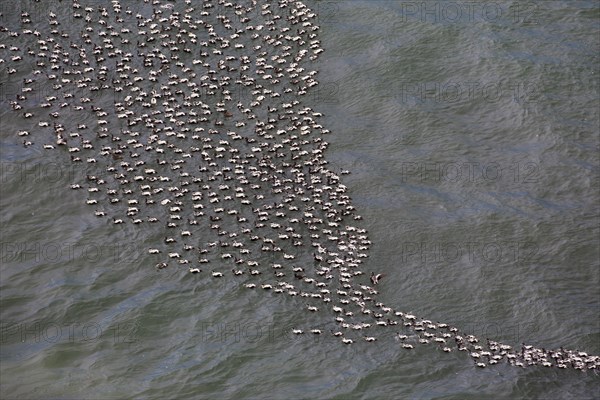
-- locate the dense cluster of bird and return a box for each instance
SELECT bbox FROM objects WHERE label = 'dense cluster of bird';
[1,0,598,372]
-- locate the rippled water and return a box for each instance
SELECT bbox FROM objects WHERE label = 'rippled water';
[1,1,599,399]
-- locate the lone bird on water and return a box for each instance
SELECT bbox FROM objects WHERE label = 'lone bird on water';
[370,272,383,285]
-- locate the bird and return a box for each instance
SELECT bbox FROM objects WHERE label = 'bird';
[370,272,383,285]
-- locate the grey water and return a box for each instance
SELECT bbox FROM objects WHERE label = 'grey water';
[1,1,599,399]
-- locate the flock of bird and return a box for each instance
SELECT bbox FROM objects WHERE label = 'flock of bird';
[1,0,598,372]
